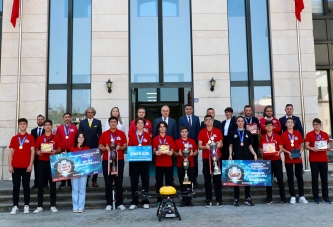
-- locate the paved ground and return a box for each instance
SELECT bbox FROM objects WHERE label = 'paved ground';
[0,202,332,227]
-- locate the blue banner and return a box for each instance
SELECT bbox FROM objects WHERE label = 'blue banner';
[222,160,272,186]
[127,146,152,162]
[50,148,102,182]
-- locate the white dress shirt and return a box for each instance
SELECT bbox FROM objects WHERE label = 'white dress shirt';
[224,119,230,136]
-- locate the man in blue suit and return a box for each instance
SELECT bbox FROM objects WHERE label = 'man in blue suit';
[78,107,102,187]
[279,104,304,137]
[153,105,178,140]
[178,104,200,185]
[221,107,237,160]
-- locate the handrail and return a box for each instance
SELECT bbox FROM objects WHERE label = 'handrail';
[0,146,7,181]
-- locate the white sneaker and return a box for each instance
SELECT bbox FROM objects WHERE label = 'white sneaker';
[290,197,296,204]
[34,207,43,214]
[77,210,84,213]
[299,196,309,204]
[274,177,278,183]
[105,205,112,211]
[73,210,78,213]
[10,206,19,215]
[331,173,333,177]
[129,205,137,210]
[117,205,126,210]
[50,207,58,213]
[143,204,149,209]
[24,205,30,214]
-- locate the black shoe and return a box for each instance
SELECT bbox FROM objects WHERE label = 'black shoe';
[86,182,89,187]
[281,198,288,204]
[205,201,212,208]
[187,201,194,207]
[234,199,239,206]
[58,183,66,189]
[67,183,72,189]
[193,180,199,186]
[45,185,49,189]
[30,185,38,190]
[180,202,186,207]
[244,198,254,206]
[266,198,273,204]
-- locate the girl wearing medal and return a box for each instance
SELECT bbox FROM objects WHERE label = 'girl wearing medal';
[228,116,257,206]
[153,121,175,203]
[281,117,308,204]
[128,118,152,210]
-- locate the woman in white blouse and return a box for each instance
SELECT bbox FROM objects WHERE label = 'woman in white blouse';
[104,107,125,132]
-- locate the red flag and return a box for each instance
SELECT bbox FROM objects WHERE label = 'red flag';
[295,0,304,22]
[10,0,20,28]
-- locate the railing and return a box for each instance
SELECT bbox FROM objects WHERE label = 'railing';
[0,146,7,181]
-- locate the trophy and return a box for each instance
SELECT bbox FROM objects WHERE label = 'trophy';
[209,140,221,175]
[182,143,191,185]
[109,139,118,175]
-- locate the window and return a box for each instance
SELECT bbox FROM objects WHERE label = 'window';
[228,0,272,118]
[47,0,92,125]
[312,0,324,13]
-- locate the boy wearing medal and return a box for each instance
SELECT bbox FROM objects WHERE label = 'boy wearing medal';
[259,121,287,204]
[128,118,152,210]
[153,121,175,203]
[198,115,223,207]
[34,120,61,213]
[8,118,35,214]
[174,126,198,207]
[305,118,331,204]
[281,117,308,204]
[99,116,127,211]
[229,116,257,206]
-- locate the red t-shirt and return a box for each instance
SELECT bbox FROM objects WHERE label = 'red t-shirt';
[281,130,303,164]
[305,130,329,162]
[259,133,282,161]
[128,119,152,137]
[174,138,197,167]
[70,145,90,153]
[198,127,223,159]
[56,124,78,151]
[36,134,60,161]
[259,117,282,135]
[9,133,35,168]
[128,131,152,146]
[98,129,127,160]
[152,135,175,167]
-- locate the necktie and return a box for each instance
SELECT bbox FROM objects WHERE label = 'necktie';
[164,118,167,124]
[38,128,41,136]
[188,116,192,127]
[88,119,92,127]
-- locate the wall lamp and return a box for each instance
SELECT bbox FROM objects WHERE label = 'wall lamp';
[106,79,113,93]
[209,77,216,92]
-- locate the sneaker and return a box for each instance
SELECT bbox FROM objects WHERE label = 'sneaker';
[274,177,278,183]
[77,210,84,213]
[244,198,254,206]
[299,196,308,204]
[234,199,239,206]
[58,183,66,189]
[129,205,137,210]
[323,198,332,204]
[73,210,78,213]
[24,205,30,214]
[216,202,223,207]
[105,205,112,211]
[314,197,320,204]
[281,198,288,204]
[143,204,149,209]
[50,207,58,213]
[205,201,212,208]
[30,185,38,190]
[34,207,43,214]
[67,183,72,189]
[117,205,126,210]
[290,197,296,204]
[10,206,19,215]
[266,198,273,204]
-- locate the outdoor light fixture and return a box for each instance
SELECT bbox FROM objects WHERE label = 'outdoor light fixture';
[106,79,113,93]
[210,77,216,92]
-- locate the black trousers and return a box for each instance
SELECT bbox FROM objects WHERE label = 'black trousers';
[102,160,124,206]
[202,159,222,203]
[285,163,304,197]
[33,157,48,186]
[12,168,31,206]
[234,186,251,199]
[87,174,98,183]
[194,156,198,180]
[37,161,56,207]
[310,162,329,199]
[177,166,194,202]
[130,162,150,205]
[155,166,173,202]
[221,138,230,160]
[266,160,286,200]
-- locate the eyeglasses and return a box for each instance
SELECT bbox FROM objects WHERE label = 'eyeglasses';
[204,119,213,121]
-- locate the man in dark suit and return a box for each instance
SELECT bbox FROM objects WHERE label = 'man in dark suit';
[200,108,223,131]
[244,105,260,157]
[31,114,47,190]
[79,107,102,187]
[153,105,178,140]
[221,107,237,160]
[279,104,304,137]
[178,104,200,185]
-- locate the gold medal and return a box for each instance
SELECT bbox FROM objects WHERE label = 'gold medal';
[291,143,294,147]
[66,136,69,139]
[240,143,244,146]
[19,146,23,149]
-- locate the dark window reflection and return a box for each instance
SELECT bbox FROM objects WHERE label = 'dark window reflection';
[328,0,333,14]
[48,90,67,125]
[314,44,329,65]
[231,87,249,116]
[160,88,179,101]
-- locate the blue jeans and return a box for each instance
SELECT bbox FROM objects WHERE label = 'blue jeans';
[71,176,87,210]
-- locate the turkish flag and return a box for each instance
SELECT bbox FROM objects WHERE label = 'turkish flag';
[295,0,304,22]
[10,0,20,28]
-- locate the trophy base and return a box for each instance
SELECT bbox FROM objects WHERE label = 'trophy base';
[183,181,191,185]
[213,172,221,175]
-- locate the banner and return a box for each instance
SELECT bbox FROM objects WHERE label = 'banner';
[50,148,102,182]
[222,160,271,186]
[127,146,152,162]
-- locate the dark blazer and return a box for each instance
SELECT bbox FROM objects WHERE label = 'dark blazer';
[78,118,102,149]
[221,119,237,136]
[279,115,304,138]
[31,127,45,141]
[178,114,200,143]
[200,119,223,132]
[153,117,178,141]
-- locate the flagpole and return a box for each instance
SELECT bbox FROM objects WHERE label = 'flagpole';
[15,0,23,133]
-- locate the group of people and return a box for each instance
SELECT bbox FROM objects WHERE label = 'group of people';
[7,103,331,215]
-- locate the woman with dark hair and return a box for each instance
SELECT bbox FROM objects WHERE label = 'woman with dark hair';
[259,105,281,135]
[70,133,90,213]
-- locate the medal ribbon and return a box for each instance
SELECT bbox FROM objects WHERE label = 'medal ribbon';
[136,130,144,145]
[159,136,167,145]
[237,129,244,144]
[244,116,252,124]
[315,133,322,141]
[63,124,71,138]
[43,135,54,143]
[288,133,295,144]
[266,134,274,142]
[206,130,213,142]
[18,135,27,148]
[110,132,117,144]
